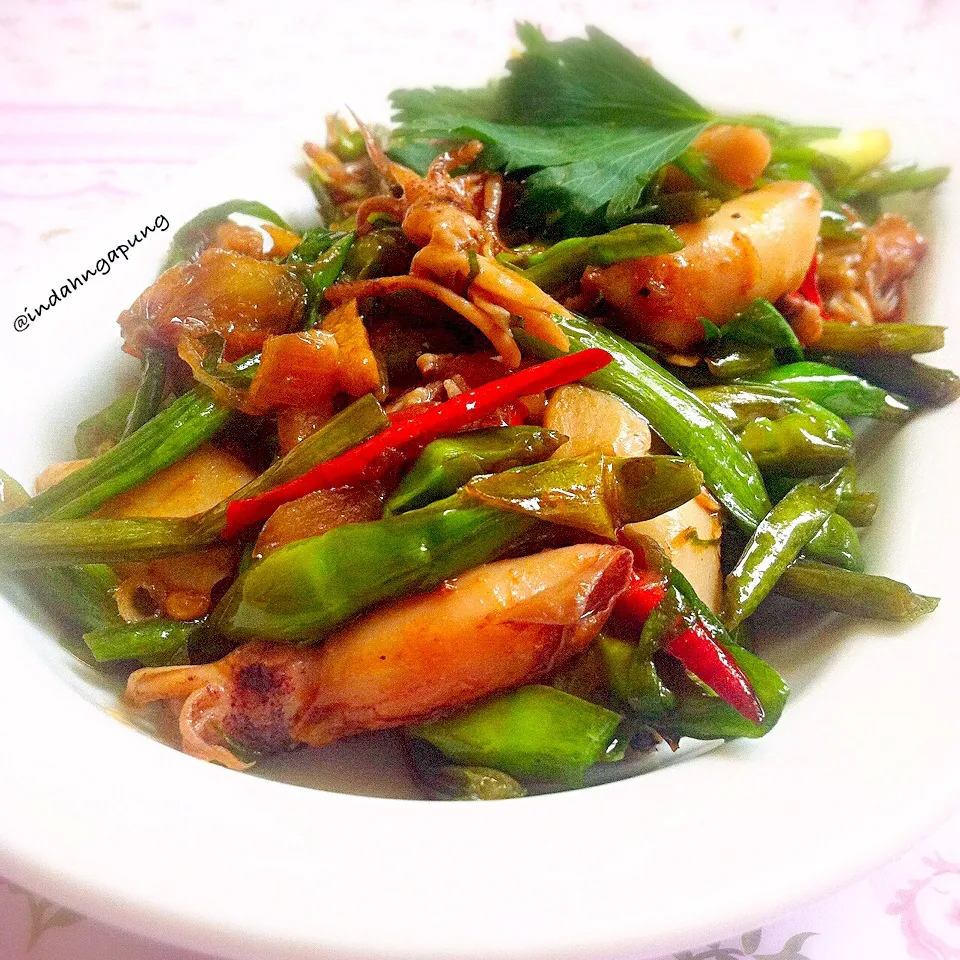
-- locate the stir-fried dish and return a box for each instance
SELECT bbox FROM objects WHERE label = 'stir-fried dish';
[2,26,955,800]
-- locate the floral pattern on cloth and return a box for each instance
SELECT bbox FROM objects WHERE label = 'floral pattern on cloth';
[2,882,81,951]
[889,855,960,960]
[674,929,816,960]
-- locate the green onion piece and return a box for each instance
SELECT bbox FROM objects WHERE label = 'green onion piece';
[5,388,234,523]
[75,389,139,457]
[0,395,389,569]
[120,348,168,440]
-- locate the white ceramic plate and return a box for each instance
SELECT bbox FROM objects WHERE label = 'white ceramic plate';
[1,40,959,960]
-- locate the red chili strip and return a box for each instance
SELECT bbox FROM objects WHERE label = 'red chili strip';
[665,620,765,725]
[222,348,612,538]
[798,255,824,312]
[615,570,668,623]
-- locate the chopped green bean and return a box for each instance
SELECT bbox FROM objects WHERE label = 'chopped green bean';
[838,161,950,200]
[743,361,911,421]
[218,496,542,643]
[84,619,199,664]
[814,321,945,355]
[775,560,939,621]
[658,643,789,740]
[838,491,879,527]
[803,513,864,571]
[809,352,960,408]
[705,344,776,381]
[738,412,854,475]
[384,427,565,515]
[724,469,847,627]
[405,739,527,800]
[411,685,622,781]
[463,454,704,540]
[517,223,682,291]
[516,315,771,531]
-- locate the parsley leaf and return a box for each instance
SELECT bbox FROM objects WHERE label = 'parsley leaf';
[389,25,712,231]
[498,26,709,128]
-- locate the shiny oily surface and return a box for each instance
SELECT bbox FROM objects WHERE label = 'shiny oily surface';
[0,74,958,960]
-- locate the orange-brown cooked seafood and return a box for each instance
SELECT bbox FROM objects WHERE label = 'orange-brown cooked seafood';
[126,543,632,769]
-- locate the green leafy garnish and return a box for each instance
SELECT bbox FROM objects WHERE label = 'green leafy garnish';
[389,24,949,238]
[391,25,713,231]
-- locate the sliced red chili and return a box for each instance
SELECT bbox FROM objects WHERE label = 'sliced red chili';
[616,570,669,623]
[798,255,824,312]
[665,619,764,725]
[222,347,612,538]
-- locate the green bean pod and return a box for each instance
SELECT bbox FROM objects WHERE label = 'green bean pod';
[775,560,939,621]
[803,513,865,571]
[600,633,676,718]
[517,223,682,291]
[705,344,776,381]
[462,455,704,540]
[742,361,911,421]
[657,643,789,741]
[808,352,960,408]
[219,497,542,643]
[516,315,771,531]
[84,619,199,665]
[724,469,848,627]
[410,685,623,781]
[838,491,879,527]
[384,427,566,516]
[814,321,945,355]
[738,412,854,475]
[405,739,527,800]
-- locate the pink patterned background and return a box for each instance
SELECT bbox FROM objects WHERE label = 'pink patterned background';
[3,0,960,957]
